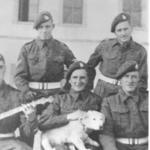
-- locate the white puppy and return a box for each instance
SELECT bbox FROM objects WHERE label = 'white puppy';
[41,110,105,150]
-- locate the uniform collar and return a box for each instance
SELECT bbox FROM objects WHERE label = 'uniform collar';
[69,89,89,101]
[35,37,54,49]
[111,38,119,46]
[112,37,133,48]
[119,88,139,103]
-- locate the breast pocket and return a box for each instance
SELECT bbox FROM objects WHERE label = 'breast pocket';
[111,106,129,128]
[53,56,64,64]
[103,50,121,71]
[28,55,39,66]
[60,102,73,114]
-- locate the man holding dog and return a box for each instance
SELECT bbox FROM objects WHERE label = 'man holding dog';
[100,60,148,150]
[38,61,102,150]
[87,12,147,98]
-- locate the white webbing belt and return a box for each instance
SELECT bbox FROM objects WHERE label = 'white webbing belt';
[29,82,61,90]
[0,133,15,139]
[116,137,148,145]
[99,72,119,85]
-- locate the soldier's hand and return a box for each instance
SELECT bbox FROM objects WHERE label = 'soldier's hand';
[22,103,36,121]
[25,90,37,102]
[67,110,85,121]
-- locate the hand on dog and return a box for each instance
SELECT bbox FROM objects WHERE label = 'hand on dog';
[67,110,85,121]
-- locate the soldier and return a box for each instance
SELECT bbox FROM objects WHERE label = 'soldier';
[100,60,148,150]
[0,54,37,150]
[38,61,102,150]
[87,12,147,98]
[15,11,76,103]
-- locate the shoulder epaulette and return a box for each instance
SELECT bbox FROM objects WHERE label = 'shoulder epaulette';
[24,39,35,46]
[54,39,69,49]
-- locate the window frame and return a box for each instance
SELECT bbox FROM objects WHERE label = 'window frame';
[61,0,85,27]
[119,0,145,31]
[17,0,39,23]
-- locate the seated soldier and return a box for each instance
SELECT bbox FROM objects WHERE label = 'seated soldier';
[100,60,148,150]
[38,61,102,150]
[0,54,37,150]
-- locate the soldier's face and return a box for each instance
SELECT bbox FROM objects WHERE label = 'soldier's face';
[38,20,54,40]
[69,69,88,92]
[120,71,139,94]
[0,61,5,83]
[115,21,132,44]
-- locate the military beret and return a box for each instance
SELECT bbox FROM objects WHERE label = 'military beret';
[66,61,89,81]
[0,54,5,63]
[116,60,139,79]
[33,11,53,30]
[111,12,131,32]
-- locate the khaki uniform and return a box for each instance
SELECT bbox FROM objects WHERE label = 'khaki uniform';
[15,37,75,95]
[39,89,102,150]
[100,88,148,150]
[87,38,147,97]
[0,81,37,150]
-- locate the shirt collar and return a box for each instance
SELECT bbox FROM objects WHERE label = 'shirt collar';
[112,38,119,47]
[119,88,139,103]
[69,89,89,101]
[112,37,133,48]
[35,37,54,49]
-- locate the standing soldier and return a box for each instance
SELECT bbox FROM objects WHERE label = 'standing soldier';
[100,60,148,150]
[87,12,147,98]
[15,11,76,104]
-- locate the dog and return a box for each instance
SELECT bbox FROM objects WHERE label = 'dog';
[41,110,105,150]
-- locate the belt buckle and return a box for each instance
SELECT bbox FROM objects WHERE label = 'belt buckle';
[114,80,117,85]
[42,83,48,90]
[42,83,45,90]
[129,138,137,145]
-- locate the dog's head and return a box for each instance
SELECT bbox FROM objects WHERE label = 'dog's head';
[81,111,105,130]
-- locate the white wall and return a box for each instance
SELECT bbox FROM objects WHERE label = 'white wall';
[0,0,148,84]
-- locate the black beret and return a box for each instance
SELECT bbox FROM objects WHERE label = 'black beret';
[111,12,131,32]
[66,61,89,81]
[33,11,53,30]
[0,54,5,63]
[116,60,139,79]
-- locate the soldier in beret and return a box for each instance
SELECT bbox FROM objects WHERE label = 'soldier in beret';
[15,11,76,104]
[99,60,148,150]
[87,12,147,98]
[38,61,102,150]
[0,54,37,150]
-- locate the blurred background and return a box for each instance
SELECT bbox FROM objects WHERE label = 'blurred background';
[0,0,148,85]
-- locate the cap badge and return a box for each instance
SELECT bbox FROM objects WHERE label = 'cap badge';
[122,15,126,20]
[80,63,84,67]
[135,64,138,69]
[44,15,49,20]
